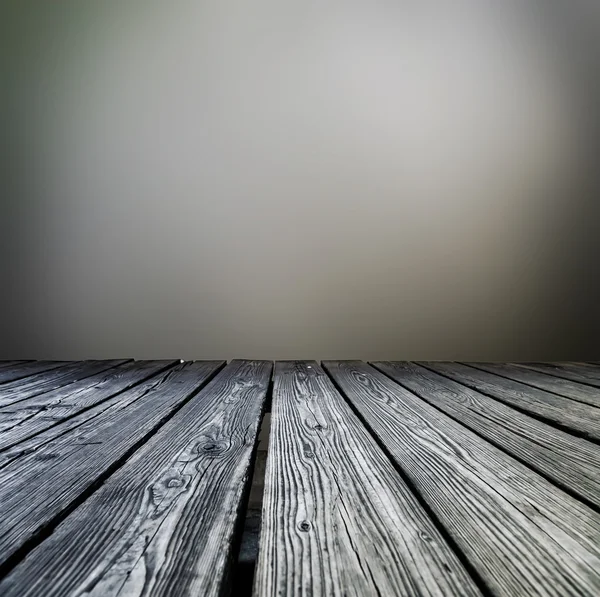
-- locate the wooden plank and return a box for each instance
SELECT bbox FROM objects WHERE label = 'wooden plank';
[0,360,130,408]
[0,361,29,371]
[516,362,600,388]
[531,362,597,368]
[421,362,600,441]
[0,364,186,470]
[561,362,599,368]
[0,362,70,385]
[0,360,267,597]
[464,362,600,408]
[324,361,600,597]
[0,360,223,572]
[373,361,600,509]
[255,361,481,597]
[0,360,178,452]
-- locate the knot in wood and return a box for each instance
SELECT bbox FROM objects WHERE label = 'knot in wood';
[298,520,311,532]
[166,476,185,488]
[202,441,226,454]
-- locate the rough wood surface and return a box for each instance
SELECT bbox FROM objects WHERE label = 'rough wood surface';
[0,360,129,408]
[0,360,223,572]
[0,361,28,371]
[421,362,600,441]
[0,360,268,597]
[517,362,600,388]
[324,361,600,597]
[0,362,69,385]
[0,360,178,452]
[464,362,600,408]
[255,361,481,597]
[373,361,600,509]
[0,364,196,470]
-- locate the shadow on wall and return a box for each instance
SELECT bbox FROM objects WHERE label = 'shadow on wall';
[1,1,600,359]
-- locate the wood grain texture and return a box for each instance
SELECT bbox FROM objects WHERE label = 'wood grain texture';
[0,360,177,452]
[0,361,28,371]
[255,361,481,597]
[421,362,600,441]
[464,362,600,408]
[549,362,599,368]
[324,361,600,597]
[0,360,130,408]
[0,363,187,470]
[0,360,268,597]
[373,361,600,509]
[0,360,223,572]
[516,362,600,388]
[0,362,70,385]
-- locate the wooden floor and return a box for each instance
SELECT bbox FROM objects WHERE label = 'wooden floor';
[0,360,599,596]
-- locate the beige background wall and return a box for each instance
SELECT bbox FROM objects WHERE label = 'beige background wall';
[2,1,599,360]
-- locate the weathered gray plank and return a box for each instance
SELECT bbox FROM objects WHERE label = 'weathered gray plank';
[324,361,600,597]
[517,362,600,388]
[0,363,181,470]
[0,360,178,452]
[0,360,267,597]
[0,361,29,371]
[531,362,597,369]
[0,362,69,385]
[373,361,600,509]
[255,361,481,597]
[559,362,599,368]
[0,360,130,408]
[421,362,600,441]
[464,362,600,408]
[0,360,223,572]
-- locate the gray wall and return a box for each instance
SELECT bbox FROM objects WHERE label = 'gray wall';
[2,1,599,360]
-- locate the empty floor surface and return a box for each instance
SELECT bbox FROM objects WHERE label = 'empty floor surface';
[0,359,598,596]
